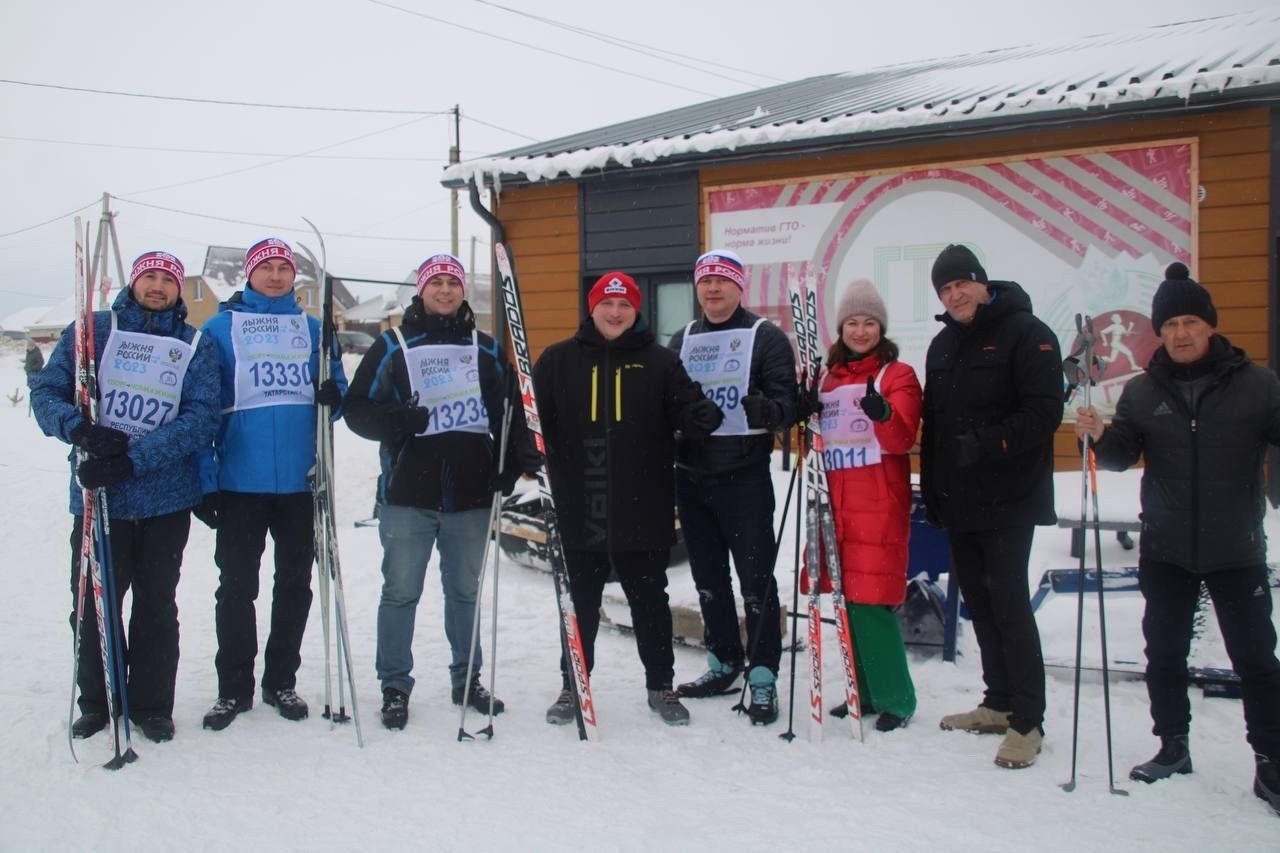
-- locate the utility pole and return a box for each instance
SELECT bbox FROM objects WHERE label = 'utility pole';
[450,105,460,258]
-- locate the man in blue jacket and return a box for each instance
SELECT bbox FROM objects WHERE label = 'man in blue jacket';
[197,237,347,730]
[32,250,220,743]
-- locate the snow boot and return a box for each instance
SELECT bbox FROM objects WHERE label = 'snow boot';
[545,688,576,726]
[202,695,252,731]
[1254,754,1280,816]
[875,712,910,732]
[940,705,1011,734]
[452,679,506,716]
[131,714,175,743]
[71,711,108,739]
[994,727,1043,769]
[676,652,742,698]
[745,667,779,726]
[262,687,309,721]
[647,687,691,726]
[830,700,876,719]
[380,688,409,730]
[1129,735,1192,783]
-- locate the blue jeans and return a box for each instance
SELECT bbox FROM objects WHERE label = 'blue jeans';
[376,504,491,695]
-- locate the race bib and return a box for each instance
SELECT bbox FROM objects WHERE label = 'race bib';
[394,328,490,436]
[818,366,890,470]
[679,318,766,436]
[97,315,197,438]
[229,312,315,411]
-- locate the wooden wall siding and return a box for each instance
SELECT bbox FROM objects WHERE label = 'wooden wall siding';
[581,171,699,274]
[495,182,580,358]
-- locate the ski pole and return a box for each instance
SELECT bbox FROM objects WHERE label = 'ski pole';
[730,452,799,716]
[459,391,513,741]
[1089,443,1128,796]
[1061,314,1091,793]
[779,441,806,743]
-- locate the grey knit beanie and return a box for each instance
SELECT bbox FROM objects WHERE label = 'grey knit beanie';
[835,279,888,330]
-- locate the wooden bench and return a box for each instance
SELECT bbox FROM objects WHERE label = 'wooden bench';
[1056,517,1140,559]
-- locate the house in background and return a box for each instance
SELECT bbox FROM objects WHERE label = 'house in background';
[443,10,1280,470]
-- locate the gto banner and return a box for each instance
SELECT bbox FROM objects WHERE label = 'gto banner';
[704,140,1196,415]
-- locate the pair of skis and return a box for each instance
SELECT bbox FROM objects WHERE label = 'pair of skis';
[787,276,863,743]
[298,222,363,747]
[69,208,138,770]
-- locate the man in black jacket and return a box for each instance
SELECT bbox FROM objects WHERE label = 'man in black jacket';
[1076,263,1280,813]
[668,249,797,725]
[345,253,538,730]
[921,244,1063,769]
[533,272,722,726]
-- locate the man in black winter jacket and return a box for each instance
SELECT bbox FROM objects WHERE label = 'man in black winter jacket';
[1076,263,1280,813]
[668,249,796,726]
[345,253,538,730]
[921,244,1063,770]
[533,272,722,727]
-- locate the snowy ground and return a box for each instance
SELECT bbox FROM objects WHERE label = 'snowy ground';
[0,342,1276,851]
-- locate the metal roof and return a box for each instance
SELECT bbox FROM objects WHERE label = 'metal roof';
[443,10,1280,188]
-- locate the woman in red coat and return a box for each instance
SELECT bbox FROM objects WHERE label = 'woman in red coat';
[819,278,922,731]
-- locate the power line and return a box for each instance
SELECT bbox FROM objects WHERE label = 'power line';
[366,0,724,99]
[0,78,449,115]
[0,134,448,161]
[470,0,785,86]
[113,197,450,243]
[0,198,100,240]
[123,115,433,196]
[462,114,540,142]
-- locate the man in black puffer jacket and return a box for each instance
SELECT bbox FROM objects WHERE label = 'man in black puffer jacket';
[534,272,722,727]
[345,253,539,730]
[668,249,796,726]
[1076,263,1280,813]
[921,244,1063,770]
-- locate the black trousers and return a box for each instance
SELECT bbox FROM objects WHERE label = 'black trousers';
[68,510,190,718]
[947,525,1045,733]
[1140,559,1280,760]
[676,465,781,673]
[560,549,675,691]
[213,492,315,700]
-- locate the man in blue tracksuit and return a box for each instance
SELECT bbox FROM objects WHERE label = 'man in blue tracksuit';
[32,250,220,743]
[196,237,347,730]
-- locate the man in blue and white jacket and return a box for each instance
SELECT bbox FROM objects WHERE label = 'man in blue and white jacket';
[32,250,220,743]
[196,237,347,731]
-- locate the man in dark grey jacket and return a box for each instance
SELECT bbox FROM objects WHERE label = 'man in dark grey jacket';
[668,249,796,725]
[1076,262,1280,814]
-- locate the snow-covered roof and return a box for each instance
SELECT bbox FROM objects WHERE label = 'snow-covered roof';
[443,11,1280,188]
[0,305,52,334]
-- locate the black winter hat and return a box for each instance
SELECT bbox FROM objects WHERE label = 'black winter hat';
[930,244,988,293]
[1150,262,1216,333]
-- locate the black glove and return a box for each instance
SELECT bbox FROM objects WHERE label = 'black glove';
[954,429,983,468]
[388,404,430,439]
[77,454,134,489]
[192,491,222,529]
[70,422,131,458]
[685,397,724,437]
[794,372,823,424]
[315,378,342,408]
[860,374,891,423]
[741,394,777,430]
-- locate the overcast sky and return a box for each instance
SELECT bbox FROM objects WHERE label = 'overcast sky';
[0,0,1265,319]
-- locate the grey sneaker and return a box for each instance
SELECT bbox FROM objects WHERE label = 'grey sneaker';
[545,688,576,725]
[647,688,691,726]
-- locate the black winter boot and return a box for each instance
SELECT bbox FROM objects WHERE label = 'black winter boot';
[381,688,409,730]
[202,695,252,731]
[262,687,309,721]
[1129,735,1192,783]
[1255,754,1280,816]
[71,712,109,739]
[452,679,505,715]
[131,715,175,743]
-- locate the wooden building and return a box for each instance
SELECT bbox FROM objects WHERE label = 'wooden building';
[443,11,1280,469]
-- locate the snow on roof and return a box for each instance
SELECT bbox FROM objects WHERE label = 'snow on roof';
[443,11,1280,188]
[0,305,52,333]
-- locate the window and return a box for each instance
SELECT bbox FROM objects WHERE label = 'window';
[192,279,204,302]
[654,279,695,346]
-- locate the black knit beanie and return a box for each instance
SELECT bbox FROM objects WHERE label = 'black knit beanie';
[930,244,988,293]
[1150,262,1216,333]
